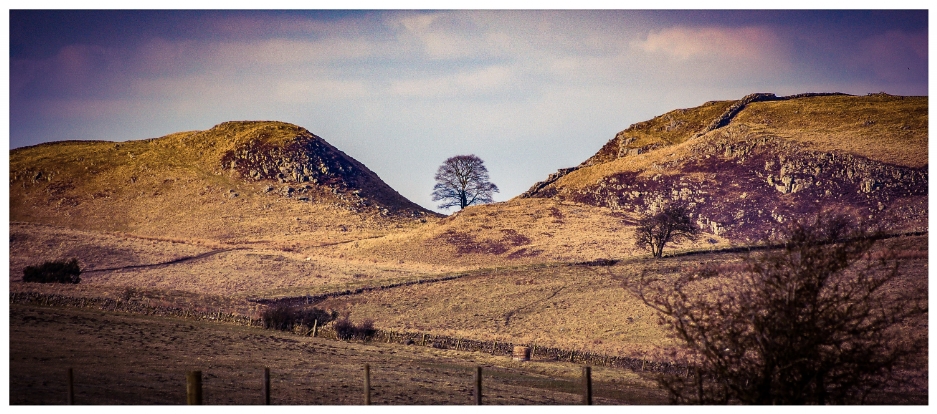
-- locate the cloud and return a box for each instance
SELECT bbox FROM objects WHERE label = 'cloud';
[387,65,516,98]
[275,78,370,102]
[633,25,789,63]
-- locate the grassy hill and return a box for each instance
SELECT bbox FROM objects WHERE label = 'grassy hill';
[10,121,436,243]
[521,93,927,242]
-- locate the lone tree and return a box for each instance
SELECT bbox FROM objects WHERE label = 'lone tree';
[634,201,700,258]
[431,154,499,210]
[626,214,927,404]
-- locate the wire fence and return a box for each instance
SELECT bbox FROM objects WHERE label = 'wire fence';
[10,291,690,377]
[12,363,607,405]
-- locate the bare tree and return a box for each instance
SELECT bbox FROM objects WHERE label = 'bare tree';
[431,155,499,210]
[626,214,927,404]
[634,202,700,258]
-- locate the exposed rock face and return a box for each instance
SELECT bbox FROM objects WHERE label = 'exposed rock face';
[551,129,927,242]
[520,167,579,198]
[219,127,429,216]
[521,92,927,242]
[221,131,362,188]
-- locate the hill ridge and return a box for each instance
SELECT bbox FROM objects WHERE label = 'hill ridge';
[520,92,857,198]
[518,92,927,242]
[10,120,434,240]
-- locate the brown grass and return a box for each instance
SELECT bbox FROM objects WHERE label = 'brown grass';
[9,121,435,242]
[9,303,666,404]
[548,94,927,194]
[734,95,927,167]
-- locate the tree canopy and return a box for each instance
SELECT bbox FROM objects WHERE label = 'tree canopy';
[634,201,700,258]
[431,155,499,210]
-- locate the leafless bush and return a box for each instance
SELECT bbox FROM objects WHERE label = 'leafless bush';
[23,259,81,284]
[634,201,700,258]
[334,316,376,341]
[626,214,927,404]
[262,305,335,332]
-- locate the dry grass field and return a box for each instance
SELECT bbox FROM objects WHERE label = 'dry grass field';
[331,198,731,268]
[735,94,928,168]
[317,235,928,362]
[315,260,681,358]
[9,303,667,405]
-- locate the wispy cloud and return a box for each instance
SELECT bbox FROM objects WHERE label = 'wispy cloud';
[632,25,791,71]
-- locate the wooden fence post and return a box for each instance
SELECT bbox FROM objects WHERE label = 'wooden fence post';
[363,364,371,405]
[186,370,202,405]
[582,366,592,405]
[474,366,482,405]
[421,333,426,346]
[67,367,74,405]
[263,367,270,405]
[312,319,318,337]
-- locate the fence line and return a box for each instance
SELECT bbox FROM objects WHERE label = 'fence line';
[171,365,594,405]
[11,291,686,375]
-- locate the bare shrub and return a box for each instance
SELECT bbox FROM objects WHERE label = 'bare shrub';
[262,305,335,332]
[334,316,376,341]
[22,259,81,284]
[626,214,927,404]
[634,201,700,258]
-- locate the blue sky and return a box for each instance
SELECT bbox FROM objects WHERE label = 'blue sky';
[6,7,929,212]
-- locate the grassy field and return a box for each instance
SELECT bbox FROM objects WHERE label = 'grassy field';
[11,218,926,403]
[318,235,929,360]
[9,303,667,405]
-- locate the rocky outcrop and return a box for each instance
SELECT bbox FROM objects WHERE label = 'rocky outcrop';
[691,93,779,138]
[218,126,431,217]
[562,130,927,241]
[221,132,363,188]
[519,167,579,198]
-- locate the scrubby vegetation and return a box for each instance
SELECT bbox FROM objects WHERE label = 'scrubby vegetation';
[261,304,336,332]
[22,259,81,284]
[334,316,376,341]
[627,214,928,404]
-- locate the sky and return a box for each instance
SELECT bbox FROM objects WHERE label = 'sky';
[5,7,930,213]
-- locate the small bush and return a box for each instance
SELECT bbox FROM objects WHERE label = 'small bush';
[334,317,355,340]
[261,305,335,332]
[356,319,376,339]
[334,316,376,341]
[23,259,81,284]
